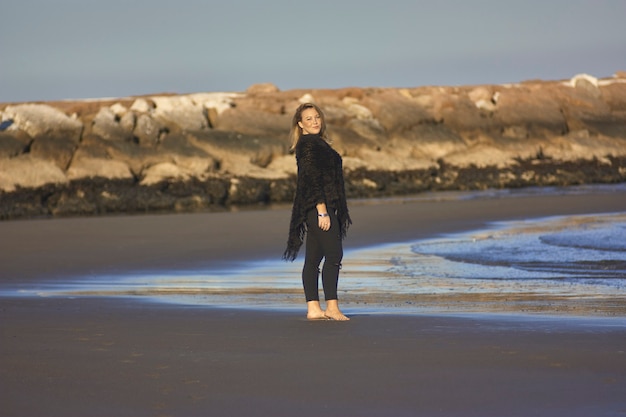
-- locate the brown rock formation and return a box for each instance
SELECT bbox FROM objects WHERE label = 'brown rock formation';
[0,73,625,219]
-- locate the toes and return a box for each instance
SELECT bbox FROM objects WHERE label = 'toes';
[324,313,350,321]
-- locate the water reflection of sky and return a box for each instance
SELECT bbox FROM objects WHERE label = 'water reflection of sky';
[9,212,626,317]
[408,212,626,282]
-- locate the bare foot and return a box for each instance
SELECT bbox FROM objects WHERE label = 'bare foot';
[306,301,328,320]
[324,300,350,321]
[307,312,329,320]
[324,310,350,321]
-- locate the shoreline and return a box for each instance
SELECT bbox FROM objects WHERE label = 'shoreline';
[1,185,626,318]
[2,184,625,281]
[2,186,626,416]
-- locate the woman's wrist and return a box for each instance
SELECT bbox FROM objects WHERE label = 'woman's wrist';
[316,203,328,217]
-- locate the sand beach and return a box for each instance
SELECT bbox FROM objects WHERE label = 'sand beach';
[1,187,626,416]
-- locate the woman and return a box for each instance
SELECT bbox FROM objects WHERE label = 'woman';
[283,103,351,321]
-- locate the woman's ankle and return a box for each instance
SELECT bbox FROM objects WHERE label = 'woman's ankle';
[306,300,325,317]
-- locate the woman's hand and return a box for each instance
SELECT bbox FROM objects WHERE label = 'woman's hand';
[316,203,330,231]
[318,212,331,231]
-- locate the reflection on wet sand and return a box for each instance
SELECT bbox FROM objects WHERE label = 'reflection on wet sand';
[7,211,626,318]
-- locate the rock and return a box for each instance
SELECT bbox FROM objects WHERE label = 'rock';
[0,155,67,192]
[433,90,491,131]
[103,139,167,177]
[151,93,239,132]
[342,97,375,120]
[362,89,432,133]
[568,73,599,91]
[402,123,467,161]
[188,129,287,175]
[119,111,136,133]
[190,92,241,115]
[2,104,83,140]
[492,84,567,136]
[110,103,128,116]
[345,118,386,143]
[0,130,32,158]
[171,155,216,177]
[1,104,82,170]
[67,155,134,181]
[186,131,287,178]
[559,80,616,136]
[601,79,626,111]
[266,155,297,176]
[151,95,209,131]
[213,107,291,137]
[91,106,134,141]
[246,83,280,94]
[469,86,498,111]
[328,125,382,159]
[130,98,155,113]
[138,155,214,185]
[29,134,78,170]
[140,162,189,185]
[134,113,166,146]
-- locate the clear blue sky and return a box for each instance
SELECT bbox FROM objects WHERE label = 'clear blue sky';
[1,0,625,102]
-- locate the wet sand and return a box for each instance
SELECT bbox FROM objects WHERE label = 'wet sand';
[1,188,626,416]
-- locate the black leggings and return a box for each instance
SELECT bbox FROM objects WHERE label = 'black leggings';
[302,208,343,302]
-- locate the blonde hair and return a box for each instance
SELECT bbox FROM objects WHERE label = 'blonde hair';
[289,102,329,151]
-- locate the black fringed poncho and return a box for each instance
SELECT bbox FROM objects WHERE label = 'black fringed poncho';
[283,134,351,261]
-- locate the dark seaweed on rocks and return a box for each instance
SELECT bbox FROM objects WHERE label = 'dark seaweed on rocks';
[1,157,624,220]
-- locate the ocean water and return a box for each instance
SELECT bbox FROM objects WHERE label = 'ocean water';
[383,213,624,289]
[19,205,626,316]
[335,211,626,315]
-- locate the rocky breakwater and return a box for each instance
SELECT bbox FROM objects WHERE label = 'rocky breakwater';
[1,73,625,219]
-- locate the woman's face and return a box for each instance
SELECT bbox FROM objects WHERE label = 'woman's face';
[298,108,322,135]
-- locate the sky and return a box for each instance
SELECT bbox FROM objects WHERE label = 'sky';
[1,0,625,103]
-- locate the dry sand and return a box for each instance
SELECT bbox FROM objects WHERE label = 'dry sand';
[1,188,626,416]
